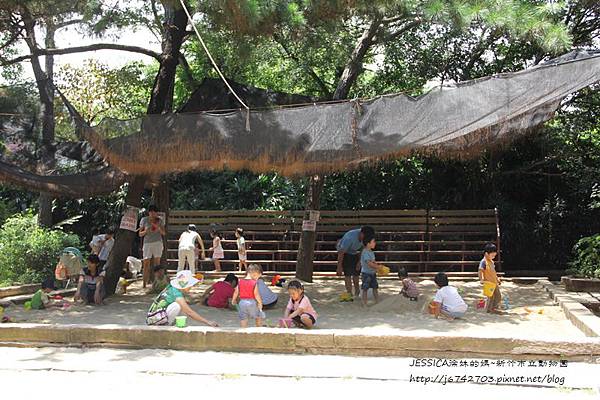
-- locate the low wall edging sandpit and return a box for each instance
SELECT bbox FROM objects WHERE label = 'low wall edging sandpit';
[1,323,600,361]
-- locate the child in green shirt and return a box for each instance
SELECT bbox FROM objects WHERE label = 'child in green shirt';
[31,278,68,310]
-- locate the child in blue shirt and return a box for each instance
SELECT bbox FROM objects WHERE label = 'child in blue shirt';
[360,235,383,306]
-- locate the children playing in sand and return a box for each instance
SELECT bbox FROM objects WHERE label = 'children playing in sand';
[146,270,218,327]
[398,267,419,301]
[360,234,384,306]
[30,277,69,310]
[202,273,238,308]
[209,230,224,272]
[431,272,468,320]
[231,264,264,327]
[282,280,317,329]
[236,228,247,271]
[479,243,503,314]
[336,226,375,298]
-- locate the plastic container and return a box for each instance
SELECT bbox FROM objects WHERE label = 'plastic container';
[175,316,187,328]
[377,265,390,276]
[482,281,497,297]
[428,301,440,315]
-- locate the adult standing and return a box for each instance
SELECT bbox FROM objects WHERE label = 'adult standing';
[336,226,375,297]
[139,205,165,288]
[178,224,206,275]
[89,227,115,268]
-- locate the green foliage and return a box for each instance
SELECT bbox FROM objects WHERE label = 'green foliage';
[0,200,15,226]
[0,213,80,286]
[170,170,306,210]
[55,60,154,134]
[567,234,600,279]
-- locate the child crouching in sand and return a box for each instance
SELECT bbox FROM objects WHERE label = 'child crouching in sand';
[231,264,264,327]
[430,272,467,320]
[398,267,419,301]
[281,280,318,329]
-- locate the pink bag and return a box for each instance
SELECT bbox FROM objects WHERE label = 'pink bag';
[278,318,294,328]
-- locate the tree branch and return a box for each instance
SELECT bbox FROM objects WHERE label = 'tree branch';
[0,160,127,198]
[178,52,199,87]
[55,18,84,30]
[2,43,161,66]
[273,34,332,98]
[333,17,383,100]
[376,18,422,44]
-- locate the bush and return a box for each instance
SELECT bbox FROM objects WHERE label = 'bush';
[0,200,15,226]
[567,234,600,279]
[0,213,81,286]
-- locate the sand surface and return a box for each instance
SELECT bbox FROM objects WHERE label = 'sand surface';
[3,279,585,339]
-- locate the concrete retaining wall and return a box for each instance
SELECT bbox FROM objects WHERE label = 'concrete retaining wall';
[1,323,599,361]
[0,284,40,299]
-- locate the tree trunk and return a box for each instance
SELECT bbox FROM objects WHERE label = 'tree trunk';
[295,175,325,282]
[153,179,170,266]
[295,17,381,281]
[332,18,381,100]
[104,176,146,294]
[147,2,187,114]
[103,1,187,295]
[21,11,58,227]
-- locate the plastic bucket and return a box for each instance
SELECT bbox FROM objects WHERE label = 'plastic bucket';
[377,265,390,276]
[428,301,440,315]
[483,281,497,297]
[175,316,187,328]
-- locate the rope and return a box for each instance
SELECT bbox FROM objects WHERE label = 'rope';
[179,0,251,131]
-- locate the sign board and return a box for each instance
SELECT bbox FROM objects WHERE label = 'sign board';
[308,210,320,221]
[302,220,317,232]
[119,206,139,232]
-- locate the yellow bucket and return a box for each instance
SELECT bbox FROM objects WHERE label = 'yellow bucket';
[377,265,390,276]
[482,281,497,297]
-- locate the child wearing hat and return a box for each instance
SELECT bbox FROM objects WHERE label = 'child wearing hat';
[147,270,218,327]
[178,224,206,275]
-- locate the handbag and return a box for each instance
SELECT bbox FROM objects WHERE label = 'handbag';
[146,289,170,326]
[146,308,169,325]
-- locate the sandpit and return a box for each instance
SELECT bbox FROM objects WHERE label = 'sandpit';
[2,278,585,339]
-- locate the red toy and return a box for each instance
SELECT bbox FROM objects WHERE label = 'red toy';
[271,275,282,286]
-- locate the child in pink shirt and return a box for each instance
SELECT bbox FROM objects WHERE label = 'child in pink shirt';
[283,280,318,329]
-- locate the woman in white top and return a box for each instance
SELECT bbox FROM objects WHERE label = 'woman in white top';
[178,224,205,275]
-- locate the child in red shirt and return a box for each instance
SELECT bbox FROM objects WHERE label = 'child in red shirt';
[202,273,238,308]
[231,264,265,327]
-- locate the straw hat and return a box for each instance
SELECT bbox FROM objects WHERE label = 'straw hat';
[170,270,199,290]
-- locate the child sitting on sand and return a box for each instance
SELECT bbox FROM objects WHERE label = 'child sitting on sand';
[30,277,69,310]
[282,280,317,329]
[479,243,502,314]
[255,264,278,309]
[398,267,419,301]
[202,273,238,308]
[431,272,467,320]
[231,264,264,327]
